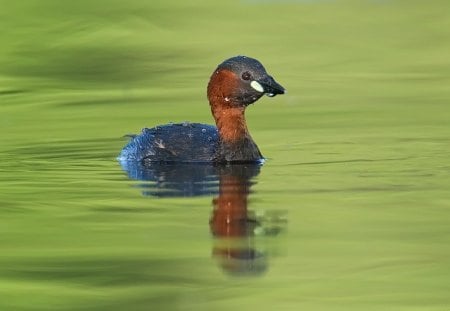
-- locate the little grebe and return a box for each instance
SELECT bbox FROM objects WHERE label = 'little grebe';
[118,56,285,163]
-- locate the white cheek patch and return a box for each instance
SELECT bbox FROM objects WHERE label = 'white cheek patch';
[250,80,265,93]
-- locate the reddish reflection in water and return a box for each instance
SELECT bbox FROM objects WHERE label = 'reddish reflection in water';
[119,161,286,276]
[210,167,268,275]
[211,173,252,237]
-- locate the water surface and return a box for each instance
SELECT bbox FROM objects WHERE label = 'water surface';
[1,1,449,310]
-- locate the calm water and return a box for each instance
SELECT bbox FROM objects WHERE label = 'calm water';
[1,1,450,310]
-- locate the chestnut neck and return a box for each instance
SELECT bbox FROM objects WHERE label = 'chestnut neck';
[211,103,249,143]
[207,68,250,143]
[207,68,262,162]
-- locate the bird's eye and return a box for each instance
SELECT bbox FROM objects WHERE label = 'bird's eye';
[241,71,252,81]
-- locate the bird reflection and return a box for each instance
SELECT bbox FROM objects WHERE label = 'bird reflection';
[119,160,286,276]
[209,164,268,276]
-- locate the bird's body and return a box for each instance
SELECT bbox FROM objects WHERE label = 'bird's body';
[118,56,285,163]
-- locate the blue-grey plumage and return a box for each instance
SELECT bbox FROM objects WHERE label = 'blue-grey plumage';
[118,123,219,163]
[118,56,285,164]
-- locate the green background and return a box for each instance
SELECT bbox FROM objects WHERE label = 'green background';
[1,0,449,310]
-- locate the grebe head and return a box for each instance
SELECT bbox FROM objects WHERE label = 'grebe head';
[207,56,285,107]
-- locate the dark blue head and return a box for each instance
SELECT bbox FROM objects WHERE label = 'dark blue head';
[208,56,285,107]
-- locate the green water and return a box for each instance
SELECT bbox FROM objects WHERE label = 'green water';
[1,0,450,310]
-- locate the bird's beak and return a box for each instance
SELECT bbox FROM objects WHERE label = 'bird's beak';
[257,75,285,97]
